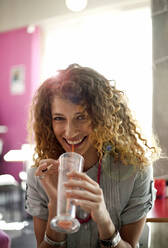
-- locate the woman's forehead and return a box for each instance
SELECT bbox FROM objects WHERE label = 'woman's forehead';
[51,96,86,114]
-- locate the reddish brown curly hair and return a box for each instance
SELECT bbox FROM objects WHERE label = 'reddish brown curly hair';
[27,64,160,167]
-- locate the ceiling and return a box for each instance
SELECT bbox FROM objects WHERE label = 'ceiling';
[0,0,150,32]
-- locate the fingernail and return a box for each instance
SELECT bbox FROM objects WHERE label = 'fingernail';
[72,199,78,205]
[67,171,72,175]
[65,189,72,193]
[48,164,53,169]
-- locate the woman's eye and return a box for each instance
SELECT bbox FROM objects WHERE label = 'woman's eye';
[53,117,65,121]
[77,115,86,120]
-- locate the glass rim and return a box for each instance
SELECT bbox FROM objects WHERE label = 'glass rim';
[59,152,84,162]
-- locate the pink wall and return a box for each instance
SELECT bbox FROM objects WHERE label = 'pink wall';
[0,26,40,181]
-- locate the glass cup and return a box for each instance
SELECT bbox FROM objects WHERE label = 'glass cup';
[50,152,84,233]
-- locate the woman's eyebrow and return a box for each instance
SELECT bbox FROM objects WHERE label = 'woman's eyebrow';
[52,111,86,117]
[75,111,85,115]
[52,113,64,116]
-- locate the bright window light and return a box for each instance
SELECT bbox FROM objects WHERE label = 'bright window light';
[0,220,29,231]
[4,144,35,162]
[41,6,152,141]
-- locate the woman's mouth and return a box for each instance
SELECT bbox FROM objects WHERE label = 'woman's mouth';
[64,136,87,147]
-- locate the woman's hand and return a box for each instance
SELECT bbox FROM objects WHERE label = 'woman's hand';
[35,159,59,202]
[64,171,111,226]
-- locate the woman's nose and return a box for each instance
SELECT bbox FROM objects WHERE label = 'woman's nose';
[64,121,77,138]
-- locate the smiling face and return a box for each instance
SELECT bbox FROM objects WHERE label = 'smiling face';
[51,96,97,161]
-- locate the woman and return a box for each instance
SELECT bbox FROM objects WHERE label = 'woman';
[25,64,160,248]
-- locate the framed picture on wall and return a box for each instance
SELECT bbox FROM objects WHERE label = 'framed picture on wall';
[10,65,25,95]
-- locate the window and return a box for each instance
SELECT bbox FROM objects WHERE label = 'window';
[41,5,152,140]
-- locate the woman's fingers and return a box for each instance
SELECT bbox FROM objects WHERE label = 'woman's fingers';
[67,171,98,186]
[65,171,109,224]
[66,171,100,195]
[73,199,100,210]
[39,159,59,169]
[66,189,102,203]
[65,172,103,204]
[36,162,47,175]
[35,159,59,177]
[64,178,101,195]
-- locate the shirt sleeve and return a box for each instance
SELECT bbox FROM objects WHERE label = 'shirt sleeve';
[120,165,156,225]
[25,167,49,220]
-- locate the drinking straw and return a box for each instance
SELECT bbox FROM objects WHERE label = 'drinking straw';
[72,144,74,152]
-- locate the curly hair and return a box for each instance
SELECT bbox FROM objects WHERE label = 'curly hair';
[27,64,161,167]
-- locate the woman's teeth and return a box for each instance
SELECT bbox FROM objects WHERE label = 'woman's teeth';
[66,138,83,145]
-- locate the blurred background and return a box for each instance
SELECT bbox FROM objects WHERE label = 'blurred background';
[0,0,168,247]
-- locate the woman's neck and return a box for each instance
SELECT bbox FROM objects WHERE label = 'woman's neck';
[83,147,99,172]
